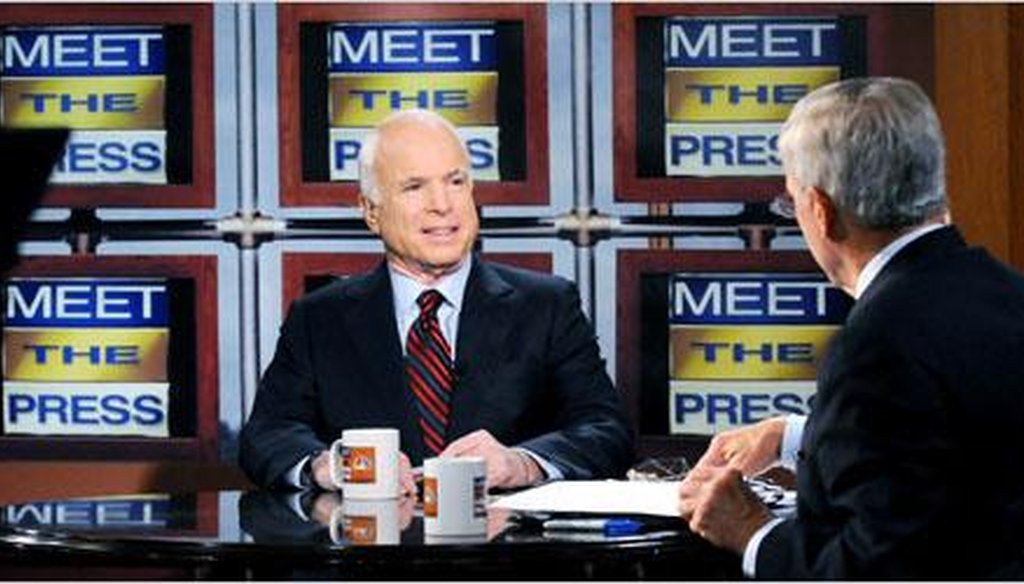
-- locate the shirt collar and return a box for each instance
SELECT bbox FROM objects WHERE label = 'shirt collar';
[854,223,946,298]
[388,255,472,314]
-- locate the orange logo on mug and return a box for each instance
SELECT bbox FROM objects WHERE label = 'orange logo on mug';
[343,446,376,483]
[344,515,377,545]
[423,477,438,518]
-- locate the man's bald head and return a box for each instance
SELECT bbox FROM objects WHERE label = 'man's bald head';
[358,109,469,203]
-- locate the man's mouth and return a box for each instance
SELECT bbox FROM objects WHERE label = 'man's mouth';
[422,226,459,239]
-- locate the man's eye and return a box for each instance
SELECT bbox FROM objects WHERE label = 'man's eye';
[450,175,467,186]
[402,183,422,193]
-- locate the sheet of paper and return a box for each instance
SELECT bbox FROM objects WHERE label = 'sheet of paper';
[489,480,682,517]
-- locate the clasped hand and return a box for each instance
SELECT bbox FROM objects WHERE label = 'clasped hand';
[677,417,785,554]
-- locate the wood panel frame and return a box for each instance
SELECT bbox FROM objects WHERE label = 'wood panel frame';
[1,255,220,461]
[935,5,1024,270]
[0,4,216,208]
[612,3,934,203]
[281,251,553,312]
[616,248,823,458]
[277,3,550,207]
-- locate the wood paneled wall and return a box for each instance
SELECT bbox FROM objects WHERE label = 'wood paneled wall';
[0,461,250,504]
[936,4,1024,269]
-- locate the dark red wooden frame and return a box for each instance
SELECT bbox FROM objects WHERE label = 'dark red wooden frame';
[1,255,220,461]
[612,3,934,203]
[277,3,550,207]
[0,4,216,208]
[282,251,553,312]
[615,249,823,455]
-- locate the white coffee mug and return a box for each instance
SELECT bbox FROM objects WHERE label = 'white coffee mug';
[328,428,400,499]
[422,456,487,536]
[329,498,400,546]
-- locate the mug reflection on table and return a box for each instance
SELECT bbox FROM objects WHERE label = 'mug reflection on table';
[329,498,401,545]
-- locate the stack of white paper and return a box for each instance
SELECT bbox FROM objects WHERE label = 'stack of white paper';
[490,480,682,517]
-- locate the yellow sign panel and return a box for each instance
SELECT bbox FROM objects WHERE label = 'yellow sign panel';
[665,67,839,122]
[329,72,498,126]
[4,328,168,382]
[670,325,839,380]
[2,76,165,129]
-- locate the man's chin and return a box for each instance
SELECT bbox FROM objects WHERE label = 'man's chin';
[418,256,466,275]
[390,253,470,283]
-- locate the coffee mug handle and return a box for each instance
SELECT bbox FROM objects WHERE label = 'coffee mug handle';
[328,438,346,489]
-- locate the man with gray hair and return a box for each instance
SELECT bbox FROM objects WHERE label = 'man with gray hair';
[678,77,1024,578]
[240,109,632,494]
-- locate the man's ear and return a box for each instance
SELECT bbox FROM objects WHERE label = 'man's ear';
[808,186,845,241]
[360,195,381,234]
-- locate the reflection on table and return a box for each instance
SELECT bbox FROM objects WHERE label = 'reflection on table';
[0,489,742,579]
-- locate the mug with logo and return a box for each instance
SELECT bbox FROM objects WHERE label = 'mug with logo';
[328,428,400,499]
[422,456,487,537]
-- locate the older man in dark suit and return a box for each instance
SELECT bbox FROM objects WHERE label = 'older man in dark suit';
[240,109,632,493]
[678,77,1024,578]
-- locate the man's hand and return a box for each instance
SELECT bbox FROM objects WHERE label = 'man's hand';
[441,429,543,489]
[309,491,342,525]
[398,493,415,530]
[692,416,787,477]
[678,465,774,554]
[310,449,335,491]
[397,451,417,497]
[310,449,417,496]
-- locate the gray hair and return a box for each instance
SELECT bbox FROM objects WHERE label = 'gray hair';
[778,77,947,229]
[358,109,466,202]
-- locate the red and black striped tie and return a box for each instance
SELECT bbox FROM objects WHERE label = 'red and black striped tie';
[406,290,454,456]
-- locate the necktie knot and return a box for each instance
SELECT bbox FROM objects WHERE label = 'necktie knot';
[417,289,445,318]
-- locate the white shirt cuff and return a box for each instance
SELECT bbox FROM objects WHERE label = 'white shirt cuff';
[284,455,310,489]
[515,447,563,481]
[779,414,807,471]
[742,517,785,578]
[285,491,310,521]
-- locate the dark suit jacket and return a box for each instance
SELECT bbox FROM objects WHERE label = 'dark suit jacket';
[758,227,1024,579]
[239,256,633,488]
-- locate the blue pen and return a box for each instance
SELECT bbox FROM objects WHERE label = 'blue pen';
[542,518,643,536]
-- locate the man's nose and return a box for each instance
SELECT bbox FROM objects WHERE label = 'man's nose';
[424,181,453,212]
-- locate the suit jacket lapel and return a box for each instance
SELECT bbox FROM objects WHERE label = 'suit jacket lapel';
[342,261,425,460]
[447,257,515,442]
